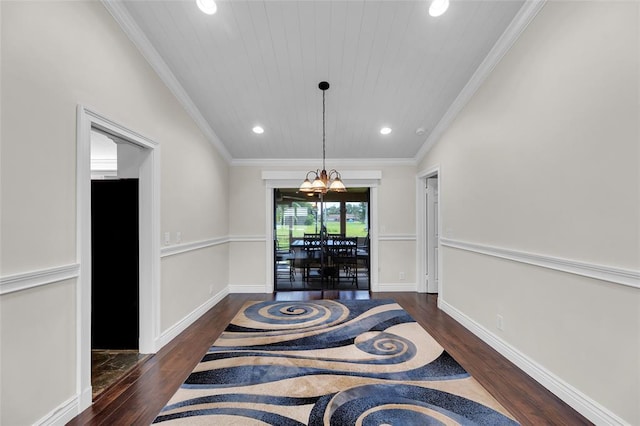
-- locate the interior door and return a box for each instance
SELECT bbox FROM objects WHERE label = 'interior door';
[426,177,438,293]
[91,179,139,349]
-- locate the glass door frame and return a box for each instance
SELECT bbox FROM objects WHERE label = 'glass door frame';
[263,170,380,293]
[273,189,370,291]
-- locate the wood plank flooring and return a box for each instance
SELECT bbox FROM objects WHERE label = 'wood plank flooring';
[68,292,592,425]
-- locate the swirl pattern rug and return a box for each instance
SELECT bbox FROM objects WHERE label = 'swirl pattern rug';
[153,299,519,425]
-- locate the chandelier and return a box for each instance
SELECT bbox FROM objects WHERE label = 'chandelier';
[299,81,346,194]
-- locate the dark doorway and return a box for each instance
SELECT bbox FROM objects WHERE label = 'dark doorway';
[91,179,139,350]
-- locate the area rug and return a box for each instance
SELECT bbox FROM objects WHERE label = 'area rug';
[153,299,519,425]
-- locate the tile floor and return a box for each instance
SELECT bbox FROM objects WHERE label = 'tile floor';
[91,349,150,399]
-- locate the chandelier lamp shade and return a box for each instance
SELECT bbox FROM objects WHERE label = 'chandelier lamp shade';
[299,81,347,194]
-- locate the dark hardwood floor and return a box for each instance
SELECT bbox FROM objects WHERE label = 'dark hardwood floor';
[68,292,591,425]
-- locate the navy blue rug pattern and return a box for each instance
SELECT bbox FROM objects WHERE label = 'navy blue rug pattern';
[154,299,518,425]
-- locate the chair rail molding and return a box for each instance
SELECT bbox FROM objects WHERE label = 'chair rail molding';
[0,264,80,295]
[229,235,267,243]
[440,238,640,289]
[161,236,230,257]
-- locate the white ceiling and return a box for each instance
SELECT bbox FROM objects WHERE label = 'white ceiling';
[111,0,530,161]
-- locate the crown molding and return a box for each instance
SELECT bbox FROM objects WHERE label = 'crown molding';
[415,0,547,162]
[231,157,417,167]
[103,0,545,166]
[101,0,232,163]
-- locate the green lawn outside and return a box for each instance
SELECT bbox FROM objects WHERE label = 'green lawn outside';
[276,222,368,248]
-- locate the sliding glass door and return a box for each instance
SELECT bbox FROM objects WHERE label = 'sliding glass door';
[274,188,370,291]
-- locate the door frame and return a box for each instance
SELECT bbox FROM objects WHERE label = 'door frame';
[76,106,161,410]
[416,165,442,294]
[262,170,381,293]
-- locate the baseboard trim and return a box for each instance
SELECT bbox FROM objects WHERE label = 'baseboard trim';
[35,395,78,426]
[438,299,629,426]
[228,284,269,293]
[0,264,80,295]
[156,287,229,349]
[378,234,416,241]
[376,282,417,292]
[440,238,639,289]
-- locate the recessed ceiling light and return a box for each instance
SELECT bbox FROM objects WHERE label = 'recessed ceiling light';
[196,0,217,15]
[380,127,392,135]
[429,0,449,17]
[252,126,264,134]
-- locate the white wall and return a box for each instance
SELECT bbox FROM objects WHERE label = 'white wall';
[377,166,417,288]
[419,1,639,423]
[0,1,229,424]
[228,163,417,291]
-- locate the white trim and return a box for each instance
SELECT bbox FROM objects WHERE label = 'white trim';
[237,158,415,167]
[416,165,442,294]
[0,264,79,295]
[76,105,162,412]
[369,186,380,292]
[161,237,229,258]
[440,238,640,289]
[100,1,232,163]
[90,158,117,171]
[415,1,547,162]
[229,235,267,243]
[265,184,276,293]
[228,284,271,293]
[34,395,78,426]
[439,299,630,426]
[262,170,382,180]
[378,234,416,242]
[263,173,380,293]
[156,287,229,348]
[377,283,418,292]
[160,236,266,258]
[76,105,93,410]
[261,170,382,190]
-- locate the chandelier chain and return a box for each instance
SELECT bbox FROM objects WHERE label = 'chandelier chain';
[299,81,345,194]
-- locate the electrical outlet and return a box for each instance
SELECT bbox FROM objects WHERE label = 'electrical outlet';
[164,232,170,245]
[399,272,406,281]
[209,285,214,295]
[497,315,504,331]
[176,231,182,243]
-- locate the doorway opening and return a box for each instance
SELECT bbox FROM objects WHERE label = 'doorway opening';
[425,176,439,293]
[273,187,370,291]
[89,129,149,399]
[417,167,440,294]
[77,106,160,411]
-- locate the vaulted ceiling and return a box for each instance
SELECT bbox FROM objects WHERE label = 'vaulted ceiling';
[107,0,535,161]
